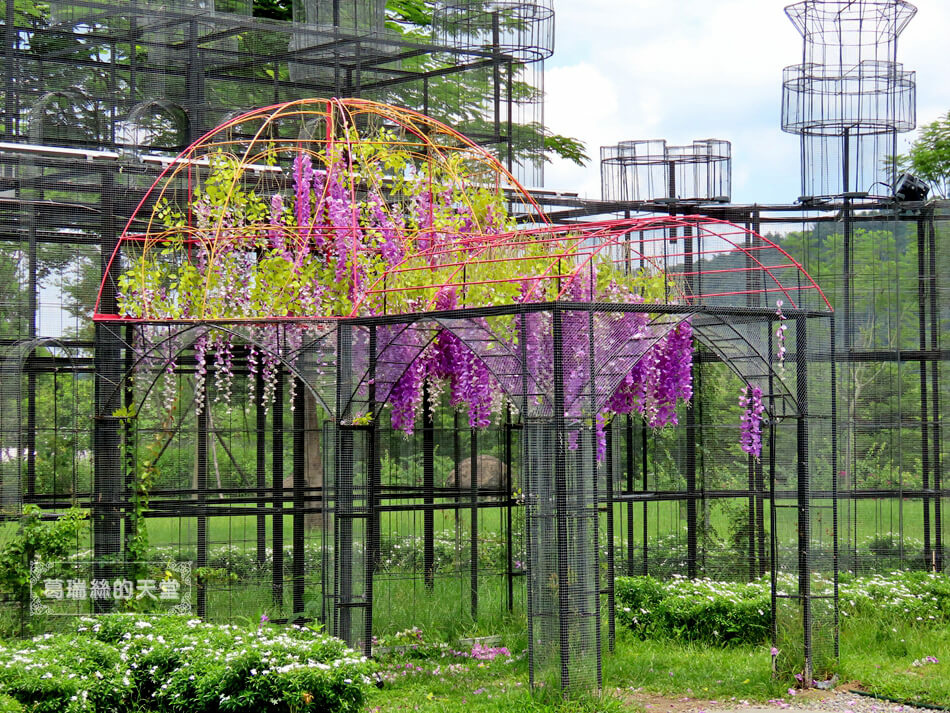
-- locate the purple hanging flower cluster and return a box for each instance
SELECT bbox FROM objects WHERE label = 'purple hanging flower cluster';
[739,383,765,459]
[389,357,427,435]
[119,138,750,462]
[370,193,404,265]
[293,153,312,219]
[212,333,234,408]
[385,290,498,434]
[605,319,694,430]
[193,333,209,415]
[651,320,694,426]
[269,194,290,260]
[386,335,497,435]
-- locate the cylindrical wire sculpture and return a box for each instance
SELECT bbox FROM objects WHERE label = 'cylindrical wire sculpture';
[433,1,553,186]
[600,139,731,203]
[781,0,917,198]
[433,0,555,63]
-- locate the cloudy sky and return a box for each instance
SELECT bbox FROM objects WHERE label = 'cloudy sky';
[543,0,950,204]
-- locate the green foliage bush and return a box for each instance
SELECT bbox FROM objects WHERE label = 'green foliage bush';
[616,571,950,648]
[838,571,950,623]
[615,575,770,646]
[0,506,88,605]
[0,633,133,712]
[0,615,375,713]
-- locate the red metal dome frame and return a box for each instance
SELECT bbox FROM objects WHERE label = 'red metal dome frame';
[94,98,830,323]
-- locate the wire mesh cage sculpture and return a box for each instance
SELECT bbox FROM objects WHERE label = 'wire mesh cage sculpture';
[600,139,732,204]
[433,1,553,186]
[779,1,944,584]
[433,0,554,63]
[288,0,395,87]
[91,96,840,689]
[781,0,917,198]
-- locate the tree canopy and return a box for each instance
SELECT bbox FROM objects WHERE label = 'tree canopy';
[899,111,950,198]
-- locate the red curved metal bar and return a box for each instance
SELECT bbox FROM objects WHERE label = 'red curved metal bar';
[95,99,831,323]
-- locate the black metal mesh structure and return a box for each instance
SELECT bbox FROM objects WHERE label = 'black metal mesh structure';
[781,0,917,198]
[2,0,948,698]
[0,0,552,630]
[0,338,89,516]
[600,139,732,203]
[1,0,539,177]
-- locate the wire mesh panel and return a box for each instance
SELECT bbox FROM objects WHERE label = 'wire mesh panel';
[288,0,394,89]
[327,423,371,652]
[935,205,949,575]
[0,339,90,516]
[368,418,524,638]
[524,418,600,692]
[776,208,946,578]
[769,315,838,681]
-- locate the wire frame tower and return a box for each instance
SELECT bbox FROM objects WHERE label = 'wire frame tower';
[433,1,554,186]
[781,0,917,198]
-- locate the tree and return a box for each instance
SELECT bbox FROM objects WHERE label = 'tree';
[779,223,923,490]
[899,111,950,198]
[249,0,588,168]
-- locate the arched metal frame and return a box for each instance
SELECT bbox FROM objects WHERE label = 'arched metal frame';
[90,98,837,690]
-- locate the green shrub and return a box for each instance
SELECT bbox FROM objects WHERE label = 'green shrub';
[0,634,133,712]
[0,615,375,713]
[0,505,88,629]
[616,571,950,648]
[839,571,950,623]
[615,575,770,646]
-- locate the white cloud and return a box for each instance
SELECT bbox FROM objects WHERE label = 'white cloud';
[543,0,950,203]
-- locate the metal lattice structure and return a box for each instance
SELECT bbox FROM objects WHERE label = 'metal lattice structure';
[0,0,947,697]
[600,139,732,204]
[82,97,837,687]
[781,0,917,199]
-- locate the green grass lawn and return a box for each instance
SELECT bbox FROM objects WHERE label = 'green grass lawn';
[135,495,937,561]
[363,611,950,713]
[838,615,950,706]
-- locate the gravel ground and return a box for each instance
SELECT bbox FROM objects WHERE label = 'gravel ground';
[621,689,944,713]
[694,691,942,713]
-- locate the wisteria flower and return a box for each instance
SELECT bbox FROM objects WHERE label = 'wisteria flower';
[739,383,765,459]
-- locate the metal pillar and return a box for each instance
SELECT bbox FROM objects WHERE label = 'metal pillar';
[796,315,813,683]
[293,382,306,619]
[272,372,285,609]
